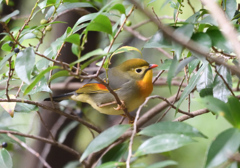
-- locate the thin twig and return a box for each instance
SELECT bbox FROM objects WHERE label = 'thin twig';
[7,133,51,168]
[37,111,55,140]
[173,108,209,121]
[129,0,240,77]
[0,98,101,133]
[187,0,196,13]
[126,95,160,168]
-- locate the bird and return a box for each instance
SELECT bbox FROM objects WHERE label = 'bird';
[45,58,158,117]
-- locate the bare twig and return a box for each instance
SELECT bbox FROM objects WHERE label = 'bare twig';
[0,98,101,133]
[187,0,196,13]
[0,130,80,158]
[126,95,160,168]
[173,108,209,121]
[7,133,51,168]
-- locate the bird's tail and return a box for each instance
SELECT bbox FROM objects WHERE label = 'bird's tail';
[44,92,75,102]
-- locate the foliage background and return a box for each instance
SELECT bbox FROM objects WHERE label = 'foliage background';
[0,0,240,168]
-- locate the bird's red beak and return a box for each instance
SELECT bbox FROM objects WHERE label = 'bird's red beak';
[149,64,158,69]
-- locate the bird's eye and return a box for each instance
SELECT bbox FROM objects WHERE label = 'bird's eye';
[135,68,142,73]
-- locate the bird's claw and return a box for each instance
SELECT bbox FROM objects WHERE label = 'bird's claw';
[114,100,125,110]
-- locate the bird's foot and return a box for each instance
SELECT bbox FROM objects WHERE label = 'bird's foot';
[114,100,125,110]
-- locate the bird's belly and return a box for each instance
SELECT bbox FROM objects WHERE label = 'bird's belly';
[71,94,146,115]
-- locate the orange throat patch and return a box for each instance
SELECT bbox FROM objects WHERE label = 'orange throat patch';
[137,70,153,98]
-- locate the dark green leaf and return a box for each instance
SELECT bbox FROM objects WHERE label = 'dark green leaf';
[0,148,12,168]
[0,10,19,22]
[135,134,195,156]
[58,121,78,143]
[167,56,178,92]
[177,62,207,110]
[23,66,59,95]
[139,121,207,138]
[206,27,232,53]
[108,4,125,14]
[144,31,172,49]
[146,160,178,168]
[80,124,130,162]
[205,128,240,168]
[65,34,80,45]
[102,142,128,163]
[96,161,125,168]
[213,65,232,102]
[172,24,194,59]
[15,47,35,84]
[201,96,240,128]
[87,14,113,35]
[191,32,212,49]
[0,52,14,71]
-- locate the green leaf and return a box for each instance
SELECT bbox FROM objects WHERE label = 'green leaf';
[70,48,106,67]
[175,56,196,76]
[15,47,35,84]
[108,4,126,14]
[205,128,240,168]
[0,148,12,168]
[176,62,207,110]
[172,24,194,59]
[15,103,38,112]
[72,13,97,33]
[1,42,12,52]
[58,121,78,143]
[71,43,80,57]
[213,65,232,102]
[191,32,212,49]
[146,160,178,168]
[96,161,125,168]
[0,127,26,143]
[22,76,52,95]
[167,56,178,92]
[201,96,240,128]
[196,63,213,97]
[139,121,207,138]
[206,26,232,53]
[80,124,130,162]
[0,52,14,71]
[65,34,80,45]
[87,14,113,35]
[135,134,195,156]
[102,142,128,163]
[144,31,172,49]
[49,70,69,82]
[159,59,172,70]
[188,58,200,74]
[19,33,36,43]
[23,66,59,95]
[0,10,19,22]
[223,0,237,19]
